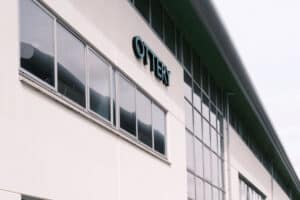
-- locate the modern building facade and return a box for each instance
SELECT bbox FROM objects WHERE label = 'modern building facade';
[0,0,299,200]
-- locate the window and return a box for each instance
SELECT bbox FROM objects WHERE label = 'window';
[193,83,201,111]
[20,0,167,157]
[203,119,210,147]
[205,182,212,200]
[193,53,201,85]
[185,101,193,132]
[88,49,111,121]
[57,23,86,107]
[22,196,44,200]
[240,177,265,200]
[118,75,136,136]
[186,132,195,171]
[184,71,192,101]
[188,172,196,200]
[204,146,211,181]
[193,110,202,139]
[152,103,166,154]
[202,95,210,120]
[195,139,203,177]
[20,0,54,86]
[137,91,152,147]
[183,38,191,72]
[134,0,150,23]
[176,28,182,62]
[151,0,163,38]
[164,12,175,54]
[196,178,204,200]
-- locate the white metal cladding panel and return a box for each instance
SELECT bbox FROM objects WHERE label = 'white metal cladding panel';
[228,125,291,200]
[0,190,20,200]
[273,180,290,200]
[0,0,187,200]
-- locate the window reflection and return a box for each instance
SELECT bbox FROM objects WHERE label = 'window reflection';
[20,0,54,86]
[118,75,136,136]
[186,132,195,171]
[188,173,196,200]
[204,146,211,181]
[153,104,166,154]
[195,139,203,177]
[193,110,201,139]
[57,23,86,107]
[88,50,110,120]
[137,91,152,147]
[196,177,203,200]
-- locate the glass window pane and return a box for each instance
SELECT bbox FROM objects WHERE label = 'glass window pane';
[193,53,201,85]
[164,13,175,54]
[57,23,86,107]
[193,83,201,111]
[203,119,210,147]
[20,0,54,86]
[153,104,166,154]
[218,159,223,188]
[217,112,222,134]
[137,91,152,147]
[183,38,191,72]
[187,173,196,200]
[196,177,204,200]
[186,132,195,171]
[202,95,210,120]
[205,182,212,200]
[118,75,136,136]
[210,79,217,104]
[151,0,163,38]
[211,128,218,153]
[195,139,203,177]
[204,146,211,181]
[88,50,110,120]
[210,105,217,128]
[217,134,222,156]
[193,110,202,140]
[176,28,182,62]
[184,71,192,101]
[202,67,209,94]
[135,0,150,23]
[185,101,193,132]
[213,187,218,200]
[212,153,218,186]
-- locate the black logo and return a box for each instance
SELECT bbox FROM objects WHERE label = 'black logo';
[132,36,170,86]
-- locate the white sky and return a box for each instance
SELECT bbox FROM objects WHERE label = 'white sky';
[211,1,300,177]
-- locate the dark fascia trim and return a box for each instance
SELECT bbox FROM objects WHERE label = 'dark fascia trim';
[189,0,300,192]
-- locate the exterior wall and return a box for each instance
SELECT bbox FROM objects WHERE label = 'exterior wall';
[0,190,20,200]
[227,124,290,200]
[0,0,186,200]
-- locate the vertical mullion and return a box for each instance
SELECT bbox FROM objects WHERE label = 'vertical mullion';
[115,72,120,130]
[110,66,114,125]
[135,86,138,140]
[54,18,58,91]
[85,46,89,110]
[151,102,154,150]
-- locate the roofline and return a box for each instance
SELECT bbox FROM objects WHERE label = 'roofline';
[189,0,300,191]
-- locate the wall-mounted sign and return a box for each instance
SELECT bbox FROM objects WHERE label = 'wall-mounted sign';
[132,36,170,86]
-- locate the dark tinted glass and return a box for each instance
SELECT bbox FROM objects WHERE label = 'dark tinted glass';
[118,75,136,136]
[20,0,54,86]
[151,0,163,38]
[184,71,192,101]
[153,104,166,154]
[164,13,175,54]
[193,83,201,111]
[202,95,209,120]
[183,38,191,72]
[88,50,110,120]
[137,91,152,147]
[193,53,201,85]
[135,0,150,23]
[202,66,209,94]
[175,28,182,62]
[57,23,86,107]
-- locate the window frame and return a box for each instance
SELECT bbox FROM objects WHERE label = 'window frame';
[19,0,169,161]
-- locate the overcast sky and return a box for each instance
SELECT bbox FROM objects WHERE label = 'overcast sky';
[211,1,300,177]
